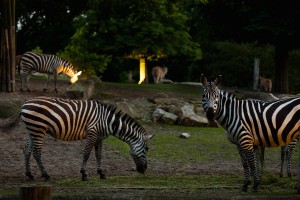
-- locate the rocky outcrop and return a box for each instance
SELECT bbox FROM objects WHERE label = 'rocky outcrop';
[109,93,211,127]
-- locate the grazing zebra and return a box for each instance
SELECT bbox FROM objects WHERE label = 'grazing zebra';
[200,74,300,192]
[19,52,82,92]
[258,137,298,178]
[16,96,153,181]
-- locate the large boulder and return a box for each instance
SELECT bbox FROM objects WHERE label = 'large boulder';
[177,103,208,127]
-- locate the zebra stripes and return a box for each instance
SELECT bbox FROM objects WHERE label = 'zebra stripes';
[20,96,152,181]
[19,52,82,92]
[200,74,300,192]
[257,137,298,178]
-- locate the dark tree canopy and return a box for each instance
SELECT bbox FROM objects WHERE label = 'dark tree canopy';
[196,0,300,93]
[16,0,88,54]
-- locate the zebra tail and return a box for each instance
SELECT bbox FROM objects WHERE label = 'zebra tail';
[0,113,21,132]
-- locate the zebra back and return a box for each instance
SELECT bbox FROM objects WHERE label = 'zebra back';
[21,97,147,143]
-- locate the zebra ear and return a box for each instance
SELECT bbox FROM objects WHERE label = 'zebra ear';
[200,74,207,86]
[144,134,154,140]
[214,75,222,86]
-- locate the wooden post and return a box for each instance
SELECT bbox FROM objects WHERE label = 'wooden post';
[297,142,300,194]
[253,57,260,91]
[19,185,52,200]
[0,0,16,92]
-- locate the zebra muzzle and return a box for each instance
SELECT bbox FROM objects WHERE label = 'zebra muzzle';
[136,164,147,174]
[206,107,215,121]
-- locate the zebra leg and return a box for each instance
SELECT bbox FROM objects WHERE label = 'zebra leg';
[32,139,51,181]
[237,146,251,192]
[54,74,58,93]
[280,146,286,178]
[43,74,52,92]
[245,148,260,192]
[254,146,264,177]
[80,135,96,181]
[23,136,34,180]
[21,75,31,92]
[286,146,292,177]
[95,140,106,179]
[259,146,265,176]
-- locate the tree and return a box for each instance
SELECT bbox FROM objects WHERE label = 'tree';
[196,0,300,93]
[63,0,202,81]
[0,0,16,92]
[16,0,88,54]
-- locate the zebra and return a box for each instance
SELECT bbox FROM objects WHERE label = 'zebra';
[19,52,82,92]
[257,137,298,178]
[200,74,300,192]
[14,96,153,181]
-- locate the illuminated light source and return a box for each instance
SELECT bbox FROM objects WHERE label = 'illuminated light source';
[70,71,82,84]
[138,58,146,84]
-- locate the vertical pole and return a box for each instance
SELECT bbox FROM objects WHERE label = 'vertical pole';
[0,0,15,92]
[138,58,146,84]
[253,57,260,90]
[297,142,300,194]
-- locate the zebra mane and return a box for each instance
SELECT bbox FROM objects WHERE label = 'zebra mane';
[60,57,74,68]
[98,101,146,135]
[220,90,237,100]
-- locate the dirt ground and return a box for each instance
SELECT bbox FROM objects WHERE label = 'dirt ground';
[0,79,299,199]
[0,79,206,190]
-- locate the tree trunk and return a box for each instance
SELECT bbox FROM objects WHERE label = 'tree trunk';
[19,185,52,200]
[0,0,16,92]
[138,57,148,84]
[274,44,288,93]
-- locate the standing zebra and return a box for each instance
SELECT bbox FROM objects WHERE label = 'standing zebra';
[19,52,82,92]
[200,74,300,192]
[15,96,153,181]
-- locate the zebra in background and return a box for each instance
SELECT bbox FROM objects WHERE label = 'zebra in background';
[200,74,300,192]
[14,96,153,181]
[19,52,82,92]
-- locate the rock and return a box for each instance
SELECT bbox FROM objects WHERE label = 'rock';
[65,80,94,100]
[116,102,140,119]
[179,132,190,138]
[177,103,208,127]
[152,108,178,125]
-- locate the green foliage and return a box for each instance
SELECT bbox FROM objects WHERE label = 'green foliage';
[59,0,202,79]
[200,41,275,88]
[31,46,43,53]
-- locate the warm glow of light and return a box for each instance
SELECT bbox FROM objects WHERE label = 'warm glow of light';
[70,71,82,83]
[138,58,146,84]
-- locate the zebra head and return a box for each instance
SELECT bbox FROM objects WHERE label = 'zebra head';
[200,74,222,121]
[70,71,82,84]
[130,134,154,174]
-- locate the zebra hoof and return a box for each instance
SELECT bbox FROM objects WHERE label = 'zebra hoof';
[82,175,88,181]
[26,172,34,180]
[241,186,248,192]
[44,177,53,182]
[100,174,107,180]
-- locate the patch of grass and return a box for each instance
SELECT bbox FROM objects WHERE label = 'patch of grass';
[102,82,202,97]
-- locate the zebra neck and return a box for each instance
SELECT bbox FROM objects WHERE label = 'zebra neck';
[112,117,143,146]
[215,90,237,125]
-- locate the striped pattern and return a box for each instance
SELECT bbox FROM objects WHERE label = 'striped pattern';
[257,137,298,178]
[19,52,81,92]
[21,96,151,181]
[200,74,300,192]
[280,138,298,177]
